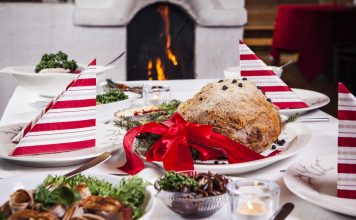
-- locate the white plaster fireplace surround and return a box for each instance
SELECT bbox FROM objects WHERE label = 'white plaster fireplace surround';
[74,0,247,79]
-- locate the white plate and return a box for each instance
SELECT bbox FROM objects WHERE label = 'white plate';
[0,172,155,220]
[0,65,111,97]
[284,154,356,217]
[96,92,141,122]
[279,88,330,116]
[152,121,311,175]
[0,123,125,167]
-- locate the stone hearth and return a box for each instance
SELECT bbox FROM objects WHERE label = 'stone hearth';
[74,0,247,79]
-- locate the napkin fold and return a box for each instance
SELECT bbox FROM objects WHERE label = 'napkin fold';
[337,83,356,199]
[239,40,308,109]
[10,60,97,156]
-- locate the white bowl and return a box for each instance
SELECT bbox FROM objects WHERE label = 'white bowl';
[0,65,111,97]
[96,91,141,122]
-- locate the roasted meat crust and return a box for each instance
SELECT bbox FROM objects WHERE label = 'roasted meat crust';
[177,79,281,152]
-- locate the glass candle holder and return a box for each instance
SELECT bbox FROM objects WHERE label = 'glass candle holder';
[143,85,170,105]
[227,179,280,220]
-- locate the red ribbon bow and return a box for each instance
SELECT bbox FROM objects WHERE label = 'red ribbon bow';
[119,113,266,175]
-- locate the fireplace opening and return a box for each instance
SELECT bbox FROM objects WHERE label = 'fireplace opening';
[127,3,195,80]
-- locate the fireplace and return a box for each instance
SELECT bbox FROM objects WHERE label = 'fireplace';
[127,3,194,80]
[74,0,247,81]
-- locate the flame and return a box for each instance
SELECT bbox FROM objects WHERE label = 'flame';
[158,5,178,66]
[146,4,180,80]
[147,59,153,80]
[156,58,166,80]
[247,201,253,210]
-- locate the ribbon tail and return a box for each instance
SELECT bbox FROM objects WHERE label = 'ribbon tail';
[162,136,194,171]
[119,122,168,175]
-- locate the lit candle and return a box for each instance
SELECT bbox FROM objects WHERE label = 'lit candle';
[148,93,161,105]
[236,200,266,220]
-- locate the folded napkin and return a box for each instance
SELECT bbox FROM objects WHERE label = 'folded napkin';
[239,40,308,109]
[10,60,97,156]
[337,83,356,199]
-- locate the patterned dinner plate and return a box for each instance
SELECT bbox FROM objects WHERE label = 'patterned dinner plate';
[284,154,356,217]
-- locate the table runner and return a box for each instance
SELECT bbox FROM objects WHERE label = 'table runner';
[239,41,308,109]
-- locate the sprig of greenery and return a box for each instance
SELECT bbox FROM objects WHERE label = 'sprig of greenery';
[283,113,299,126]
[35,186,81,210]
[96,90,128,104]
[35,51,78,73]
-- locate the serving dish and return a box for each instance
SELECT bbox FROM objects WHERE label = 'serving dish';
[154,170,229,218]
[97,91,141,122]
[284,154,356,217]
[0,123,124,167]
[0,65,112,97]
[0,172,155,220]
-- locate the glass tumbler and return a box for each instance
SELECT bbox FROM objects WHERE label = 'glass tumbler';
[143,84,171,105]
[227,179,280,220]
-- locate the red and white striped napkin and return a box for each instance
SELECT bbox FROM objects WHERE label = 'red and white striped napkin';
[10,60,97,156]
[239,40,308,109]
[337,82,356,199]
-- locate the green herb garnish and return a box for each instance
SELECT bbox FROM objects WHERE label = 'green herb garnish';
[96,90,128,104]
[158,171,198,192]
[283,113,298,126]
[35,51,78,73]
[0,211,6,220]
[35,186,81,210]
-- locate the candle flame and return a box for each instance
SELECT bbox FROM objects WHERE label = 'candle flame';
[247,201,254,210]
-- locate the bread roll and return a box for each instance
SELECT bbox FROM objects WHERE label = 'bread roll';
[177,79,281,152]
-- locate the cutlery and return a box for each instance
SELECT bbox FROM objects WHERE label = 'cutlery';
[105,51,126,66]
[46,152,111,189]
[298,117,329,122]
[280,60,295,69]
[269,202,295,220]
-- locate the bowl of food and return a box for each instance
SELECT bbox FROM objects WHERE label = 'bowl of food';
[96,90,141,121]
[0,51,110,97]
[0,173,153,220]
[154,170,230,218]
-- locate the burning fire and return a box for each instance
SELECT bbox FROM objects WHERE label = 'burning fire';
[146,4,179,80]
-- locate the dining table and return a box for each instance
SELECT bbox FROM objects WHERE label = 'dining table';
[0,79,354,220]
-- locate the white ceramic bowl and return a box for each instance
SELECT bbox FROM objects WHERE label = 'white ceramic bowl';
[96,91,141,122]
[0,65,111,97]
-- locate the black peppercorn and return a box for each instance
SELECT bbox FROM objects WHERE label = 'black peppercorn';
[214,161,219,165]
[238,83,243,87]
[242,77,247,80]
[218,80,223,83]
[232,79,237,84]
[222,85,228,90]
[199,97,203,101]
[267,98,272,102]
[257,86,261,89]
[271,145,277,150]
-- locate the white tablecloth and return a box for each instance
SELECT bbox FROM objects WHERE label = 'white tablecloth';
[0,80,352,220]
